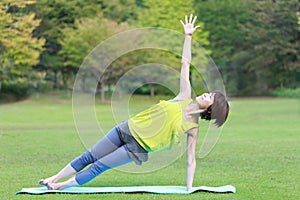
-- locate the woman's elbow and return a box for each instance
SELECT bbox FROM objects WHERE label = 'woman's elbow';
[187,159,196,167]
[182,60,190,67]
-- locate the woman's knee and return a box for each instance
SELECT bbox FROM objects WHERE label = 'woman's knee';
[70,151,95,172]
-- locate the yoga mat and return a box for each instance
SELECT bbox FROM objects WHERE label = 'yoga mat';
[16,185,236,195]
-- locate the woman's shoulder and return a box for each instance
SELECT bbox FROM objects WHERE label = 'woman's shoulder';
[183,103,200,123]
[167,98,193,103]
[167,99,180,102]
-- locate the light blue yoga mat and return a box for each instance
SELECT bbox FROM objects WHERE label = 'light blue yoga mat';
[16,185,236,195]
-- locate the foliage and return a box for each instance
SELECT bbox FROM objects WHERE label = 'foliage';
[233,0,300,95]
[298,11,300,29]
[31,0,104,89]
[102,0,139,23]
[59,14,132,101]
[1,78,35,98]
[270,87,300,98]
[0,0,45,72]
[135,0,210,96]
[139,0,209,47]
[0,0,45,98]
[1,0,300,100]
[195,0,251,95]
[196,0,300,96]
[59,15,131,68]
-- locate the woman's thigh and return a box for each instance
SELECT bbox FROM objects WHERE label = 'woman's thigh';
[90,127,124,160]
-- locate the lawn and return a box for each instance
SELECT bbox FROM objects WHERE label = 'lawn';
[0,95,299,200]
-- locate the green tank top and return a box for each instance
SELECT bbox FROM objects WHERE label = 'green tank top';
[128,99,198,152]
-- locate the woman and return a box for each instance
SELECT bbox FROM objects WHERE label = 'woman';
[39,14,229,192]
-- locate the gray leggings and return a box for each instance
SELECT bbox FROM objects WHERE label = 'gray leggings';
[70,127,133,185]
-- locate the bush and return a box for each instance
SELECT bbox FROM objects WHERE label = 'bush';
[1,78,36,98]
[0,77,52,101]
[270,87,300,98]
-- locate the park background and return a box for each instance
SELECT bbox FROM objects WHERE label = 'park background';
[0,0,300,199]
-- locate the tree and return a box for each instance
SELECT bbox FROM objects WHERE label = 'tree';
[135,0,210,97]
[31,0,103,89]
[0,0,45,98]
[31,0,140,91]
[234,0,300,95]
[101,0,139,23]
[298,11,300,29]
[196,0,300,95]
[195,0,251,95]
[59,14,132,101]
[139,0,209,45]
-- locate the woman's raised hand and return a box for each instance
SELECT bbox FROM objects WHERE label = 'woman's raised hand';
[180,14,200,36]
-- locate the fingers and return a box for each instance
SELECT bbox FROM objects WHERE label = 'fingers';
[182,14,198,25]
[189,14,193,24]
[180,14,201,33]
[192,15,198,25]
[180,20,185,27]
[195,25,201,30]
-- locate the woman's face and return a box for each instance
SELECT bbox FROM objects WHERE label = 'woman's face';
[196,92,215,109]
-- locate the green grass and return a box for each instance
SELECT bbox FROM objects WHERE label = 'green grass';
[0,95,300,199]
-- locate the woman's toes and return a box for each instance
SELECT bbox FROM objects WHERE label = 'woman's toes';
[47,183,55,190]
[39,179,48,186]
[47,183,63,190]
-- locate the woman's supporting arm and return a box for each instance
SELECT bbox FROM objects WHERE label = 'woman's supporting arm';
[186,127,199,191]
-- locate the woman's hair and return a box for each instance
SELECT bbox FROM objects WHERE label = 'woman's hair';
[200,91,229,127]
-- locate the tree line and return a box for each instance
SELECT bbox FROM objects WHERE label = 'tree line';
[0,0,299,101]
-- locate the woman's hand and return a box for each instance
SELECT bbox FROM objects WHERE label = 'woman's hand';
[180,14,200,36]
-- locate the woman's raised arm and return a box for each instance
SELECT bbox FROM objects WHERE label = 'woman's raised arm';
[174,14,200,101]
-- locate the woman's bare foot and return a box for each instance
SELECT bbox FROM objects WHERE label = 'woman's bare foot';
[39,175,58,186]
[46,176,79,190]
[39,164,78,187]
[47,182,65,190]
